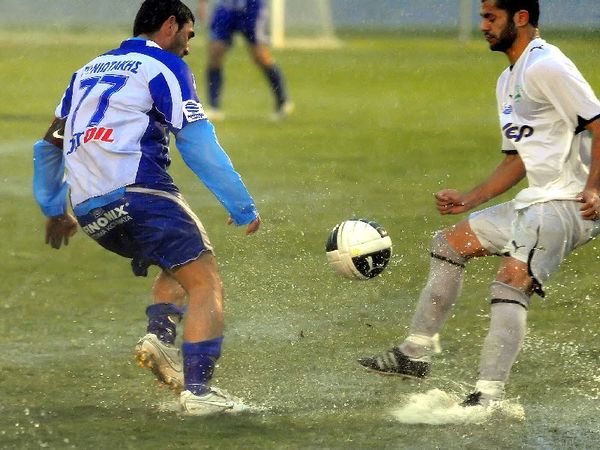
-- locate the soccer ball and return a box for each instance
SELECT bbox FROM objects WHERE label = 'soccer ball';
[325,219,392,280]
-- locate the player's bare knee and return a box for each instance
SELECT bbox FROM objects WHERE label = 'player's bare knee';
[495,266,534,294]
[430,231,468,267]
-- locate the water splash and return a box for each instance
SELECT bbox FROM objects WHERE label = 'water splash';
[390,388,525,425]
[156,400,180,413]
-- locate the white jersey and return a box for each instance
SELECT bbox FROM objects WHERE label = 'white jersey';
[496,38,600,209]
[55,38,206,207]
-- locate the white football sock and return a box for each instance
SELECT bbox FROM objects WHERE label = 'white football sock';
[400,233,467,359]
[478,282,529,382]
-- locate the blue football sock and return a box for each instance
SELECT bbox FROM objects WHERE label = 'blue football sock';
[145,303,183,345]
[262,65,287,108]
[182,336,224,395]
[207,68,223,108]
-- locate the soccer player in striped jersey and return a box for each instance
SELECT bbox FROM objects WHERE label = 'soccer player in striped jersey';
[33,0,261,415]
[359,0,600,407]
[197,0,294,121]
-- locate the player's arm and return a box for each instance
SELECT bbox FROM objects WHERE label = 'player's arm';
[33,117,78,249]
[152,59,260,234]
[174,119,261,234]
[578,118,600,220]
[435,152,526,215]
[42,117,65,148]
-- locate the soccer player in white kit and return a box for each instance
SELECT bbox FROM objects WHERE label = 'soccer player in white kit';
[33,0,261,415]
[359,0,600,406]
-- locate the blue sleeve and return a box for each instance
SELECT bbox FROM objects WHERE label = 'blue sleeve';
[175,120,259,225]
[33,139,69,217]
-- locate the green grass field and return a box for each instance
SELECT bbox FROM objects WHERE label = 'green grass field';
[2,27,600,449]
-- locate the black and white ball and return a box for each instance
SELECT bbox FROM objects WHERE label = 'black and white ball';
[325,219,392,280]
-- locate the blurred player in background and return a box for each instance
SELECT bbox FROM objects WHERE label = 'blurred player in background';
[197,0,294,121]
[359,0,600,407]
[33,0,261,416]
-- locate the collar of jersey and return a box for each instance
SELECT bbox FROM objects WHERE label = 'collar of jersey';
[121,37,162,50]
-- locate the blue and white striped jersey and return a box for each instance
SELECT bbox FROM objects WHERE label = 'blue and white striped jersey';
[46,37,257,225]
[55,38,205,206]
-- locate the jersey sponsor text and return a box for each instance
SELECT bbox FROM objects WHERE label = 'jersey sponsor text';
[68,127,115,155]
[82,204,132,239]
[502,123,534,143]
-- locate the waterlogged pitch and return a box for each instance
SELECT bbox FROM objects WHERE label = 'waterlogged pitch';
[1,27,600,448]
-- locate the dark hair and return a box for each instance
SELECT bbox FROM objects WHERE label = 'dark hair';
[133,0,195,36]
[485,0,540,27]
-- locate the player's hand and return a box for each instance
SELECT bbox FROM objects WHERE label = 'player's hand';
[435,189,468,215]
[576,190,600,220]
[227,216,262,235]
[45,213,78,249]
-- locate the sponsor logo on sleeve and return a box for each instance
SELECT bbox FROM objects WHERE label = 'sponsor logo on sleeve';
[182,100,207,122]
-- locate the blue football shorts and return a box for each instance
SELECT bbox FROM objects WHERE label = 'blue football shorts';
[75,187,213,277]
[210,1,269,45]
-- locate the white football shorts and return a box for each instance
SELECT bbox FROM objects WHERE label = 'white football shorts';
[469,199,600,288]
